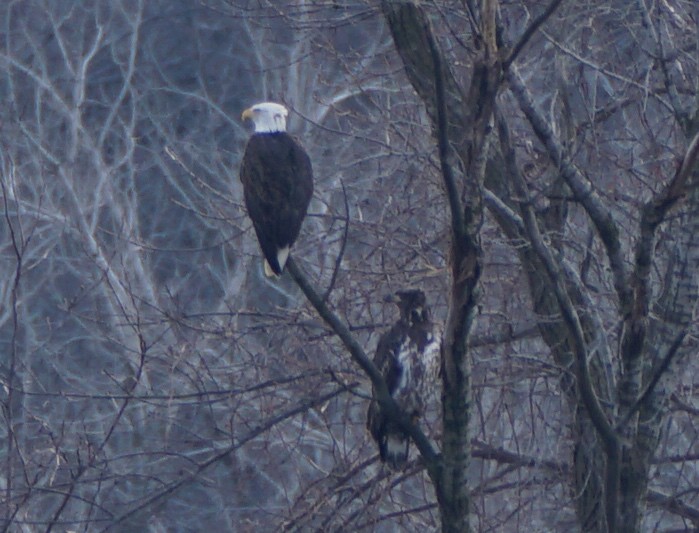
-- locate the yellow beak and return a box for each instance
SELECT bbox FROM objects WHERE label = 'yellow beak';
[241,107,253,121]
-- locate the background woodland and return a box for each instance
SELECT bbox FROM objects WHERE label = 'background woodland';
[1,1,699,531]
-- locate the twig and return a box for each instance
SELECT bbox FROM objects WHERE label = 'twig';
[617,329,687,430]
[101,386,352,532]
[322,179,350,303]
[504,0,565,70]
[1,172,23,531]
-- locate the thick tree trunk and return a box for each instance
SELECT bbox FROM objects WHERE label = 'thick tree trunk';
[380,1,500,531]
[524,253,614,532]
[384,2,699,531]
[618,184,699,532]
[488,123,615,532]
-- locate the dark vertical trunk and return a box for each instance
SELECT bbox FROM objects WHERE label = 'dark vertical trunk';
[618,186,699,531]
[487,128,616,531]
[528,262,614,533]
[380,1,499,530]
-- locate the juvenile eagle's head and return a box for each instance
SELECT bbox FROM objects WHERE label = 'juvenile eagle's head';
[386,289,430,325]
[241,102,288,133]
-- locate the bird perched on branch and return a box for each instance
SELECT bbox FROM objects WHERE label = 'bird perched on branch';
[367,289,440,469]
[240,102,313,276]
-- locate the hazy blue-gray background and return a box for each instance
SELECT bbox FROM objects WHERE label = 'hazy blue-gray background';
[1,1,698,531]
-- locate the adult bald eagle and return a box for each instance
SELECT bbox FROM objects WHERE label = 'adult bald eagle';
[240,102,313,276]
[367,290,440,469]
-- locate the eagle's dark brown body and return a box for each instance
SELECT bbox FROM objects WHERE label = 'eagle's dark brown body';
[240,132,313,275]
[367,290,440,469]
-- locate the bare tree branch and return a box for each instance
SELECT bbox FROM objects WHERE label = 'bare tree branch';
[495,111,618,446]
[100,385,353,532]
[286,257,441,470]
[503,0,566,70]
[618,329,687,430]
[507,65,632,315]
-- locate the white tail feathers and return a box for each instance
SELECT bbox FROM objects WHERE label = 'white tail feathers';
[263,246,291,278]
[277,246,290,272]
[383,434,409,469]
[263,259,277,278]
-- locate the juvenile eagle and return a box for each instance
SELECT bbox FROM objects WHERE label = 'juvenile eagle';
[367,289,440,469]
[240,102,313,276]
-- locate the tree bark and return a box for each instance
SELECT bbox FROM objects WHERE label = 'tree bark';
[380,2,501,530]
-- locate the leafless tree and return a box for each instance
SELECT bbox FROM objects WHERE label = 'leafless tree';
[373,0,699,531]
[1,1,699,532]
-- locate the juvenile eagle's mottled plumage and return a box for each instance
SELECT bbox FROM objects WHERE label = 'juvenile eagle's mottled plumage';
[367,289,440,469]
[240,102,313,276]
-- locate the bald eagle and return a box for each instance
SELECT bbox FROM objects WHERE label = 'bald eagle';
[367,290,440,469]
[240,102,313,276]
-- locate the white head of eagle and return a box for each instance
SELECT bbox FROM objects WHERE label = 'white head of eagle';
[366,289,441,470]
[240,102,313,277]
[241,102,288,133]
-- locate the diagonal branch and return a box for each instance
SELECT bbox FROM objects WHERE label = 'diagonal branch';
[507,65,632,315]
[285,257,441,472]
[619,129,699,411]
[496,108,621,530]
[617,329,687,430]
[640,130,699,231]
[322,180,350,303]
[496,110,617,449]
[504,0,566,70]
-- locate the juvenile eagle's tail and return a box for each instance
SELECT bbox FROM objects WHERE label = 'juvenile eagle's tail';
[379,432,409,469]
[368,401,409,469]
